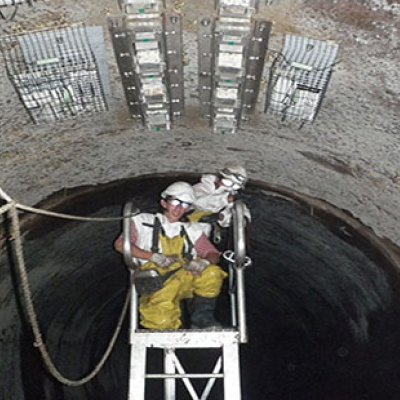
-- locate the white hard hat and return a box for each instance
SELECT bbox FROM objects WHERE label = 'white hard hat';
[220,163,247,188]
[161,181,195,204]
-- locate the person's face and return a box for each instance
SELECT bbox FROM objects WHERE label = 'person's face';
[161,198,192,222]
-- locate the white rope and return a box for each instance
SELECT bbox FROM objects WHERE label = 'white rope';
[0,187,12,202]
[0,202,13,215]
[0,186,138,222]
[0,185,134,386]
[8,202,132,386]
[15,203,131,222]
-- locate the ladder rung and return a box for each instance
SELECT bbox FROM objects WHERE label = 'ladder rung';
[131,329,240,347]
[146,373,224,379]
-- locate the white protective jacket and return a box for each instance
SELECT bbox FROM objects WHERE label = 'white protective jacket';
[193,174,234,227]
[193,174,251,228]
[193,174,230,213]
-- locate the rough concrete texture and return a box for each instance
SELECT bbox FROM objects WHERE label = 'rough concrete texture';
[0,0,399,246]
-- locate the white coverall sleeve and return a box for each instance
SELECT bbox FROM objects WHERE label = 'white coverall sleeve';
[193,175,230,213]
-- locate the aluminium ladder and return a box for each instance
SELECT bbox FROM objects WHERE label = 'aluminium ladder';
[122,201,251,400]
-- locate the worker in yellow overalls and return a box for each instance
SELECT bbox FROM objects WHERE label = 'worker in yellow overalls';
[114,182,227,330]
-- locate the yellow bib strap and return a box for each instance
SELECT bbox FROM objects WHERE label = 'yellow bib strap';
[187,210,214,223]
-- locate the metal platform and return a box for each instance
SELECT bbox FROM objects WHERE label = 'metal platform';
[122,201,251,400]
[129,330,241,400]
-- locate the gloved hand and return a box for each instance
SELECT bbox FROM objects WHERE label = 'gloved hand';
[185,259,210,275]
[150,253,177,268]
[218,208,232,228]
[243,204,252,222]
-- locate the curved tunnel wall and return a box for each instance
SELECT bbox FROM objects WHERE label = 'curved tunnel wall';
[1,175,400,400]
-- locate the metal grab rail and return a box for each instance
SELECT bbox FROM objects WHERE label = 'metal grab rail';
[233,200,247,268]
[123,201,137,270]
[223,200,252,343]
[122,201,140,331]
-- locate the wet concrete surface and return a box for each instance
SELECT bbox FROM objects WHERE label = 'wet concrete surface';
[1,176,400,399]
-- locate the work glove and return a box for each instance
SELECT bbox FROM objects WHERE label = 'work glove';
[243,204,252,223]
[150,253,177,268]
[218,203,251,227]
[185,259,210,276]
[218,208,232,228]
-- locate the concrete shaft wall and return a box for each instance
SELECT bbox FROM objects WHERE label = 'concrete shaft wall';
[0,0,399,245]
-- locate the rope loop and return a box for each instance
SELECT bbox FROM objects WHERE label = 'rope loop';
[1,188,132,386]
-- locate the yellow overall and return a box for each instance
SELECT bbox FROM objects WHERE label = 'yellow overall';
[139,230,227,330]
[187,210,214,223]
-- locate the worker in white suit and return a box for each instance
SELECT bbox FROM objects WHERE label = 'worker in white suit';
[190,163,251,228]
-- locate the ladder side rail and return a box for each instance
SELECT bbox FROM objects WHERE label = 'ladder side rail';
[130,279,139,337]
[222,342,241,400]
[129,341,147,400]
